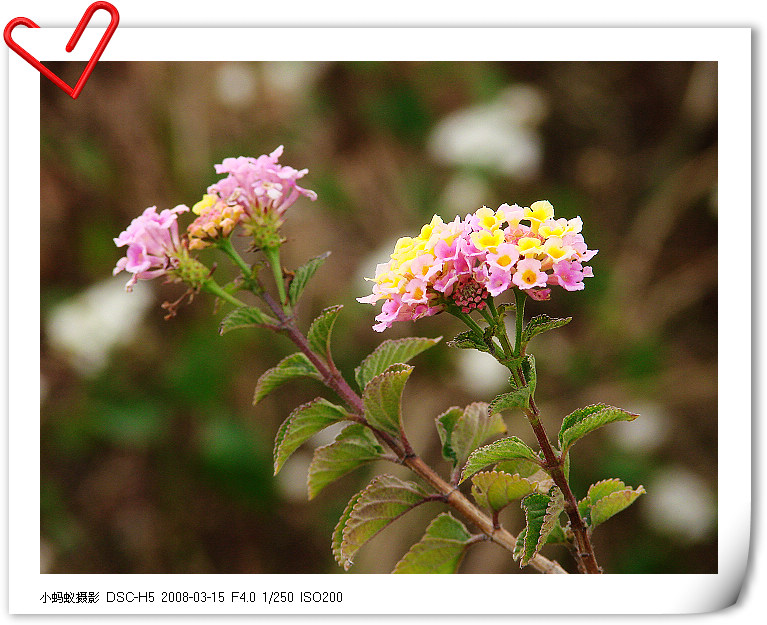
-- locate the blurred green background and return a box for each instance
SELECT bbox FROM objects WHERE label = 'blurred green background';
[40,61,717,574]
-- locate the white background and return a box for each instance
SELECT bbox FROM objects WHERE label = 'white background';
[1,1,761,623]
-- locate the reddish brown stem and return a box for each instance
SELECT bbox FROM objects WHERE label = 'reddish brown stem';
[259,291,567,574]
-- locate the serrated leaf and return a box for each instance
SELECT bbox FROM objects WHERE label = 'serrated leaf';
[586,478,628,503]
[513,528,526,561]
[332,489,364,567]
[494,458,542,479]
[355,337,441,390]
[537,488,565,554]
[253,352,320,405]
[362,364,412,437]
[578,478,645,526]
[488,387,531,415]
[558,404,639,452]
[519,493,549,566]
[307,424,384,500]
[518,490,564,567]
[392,513,472,574]
[440,403,507,469]
[288,251,330,306]
[471,471,538,512]
[307,305,343,358]
[335,475,428,570]
[461,436,540,483]
[435,406,464,465]
[589,486,646,527]
[219,306,277,334]
[446,330,490,353]
[273,398,351,474]
[522,314,572,345]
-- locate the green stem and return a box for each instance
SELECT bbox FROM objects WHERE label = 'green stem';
[200,279,248,308]
[216,237,253,278]
[263,246,287,307]
[513,288,526,356]
[450,308,485,339]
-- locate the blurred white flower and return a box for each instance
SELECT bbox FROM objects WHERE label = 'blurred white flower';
[644,466,716,543]
[438,173,491,218]
[214,62,257,107]
[262,62,327,101]
[428,84,548,179]
[455,347,509,396]
[609,402,669,454]
[274,451,312,502]
[46,278,153,376]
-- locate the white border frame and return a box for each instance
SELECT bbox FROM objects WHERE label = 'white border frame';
[8,26,750,615]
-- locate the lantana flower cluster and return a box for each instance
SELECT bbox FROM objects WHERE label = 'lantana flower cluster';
[114,146,316,290]
[189,145,317,249]
[113,204,196,291]
[358,201,597,332]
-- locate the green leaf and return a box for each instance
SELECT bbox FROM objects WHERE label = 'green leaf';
[307,424,384,499]
[460,437,540,483]
[219,306,277,334]
[471,471,538,512]
[332,488,364,567]
[288,251,330,306]
[334,475,428,570]
[273,398,351,474]
[587,478,629,503]
[434,407,464,465]
[307,305,343,358]
[589,486,646,527]
[488,387,531,415]
[522,314,572,345]
[436,402,507,468]
[446,330,490,353]
[494,458,542,479]
[253,352,320,405]
[355,336,441,390]
[392,513,472,574]
[362,364,413,437]
[518,489,563,567]
[578,479,646,527]
[558,404,639,452]
[513,528,526,561]
[538,488,565,553]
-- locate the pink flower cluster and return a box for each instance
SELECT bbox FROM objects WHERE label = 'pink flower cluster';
[207,145,317,225]
[113,205,189,291]
[358,201,597,332]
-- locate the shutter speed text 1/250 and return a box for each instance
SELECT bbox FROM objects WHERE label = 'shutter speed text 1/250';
[103,591,343,604]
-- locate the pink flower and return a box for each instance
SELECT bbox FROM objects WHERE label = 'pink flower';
[512,258,548,290]
[549,260,591,291]
[113,205,189,291]
[487,268,511,297]
[208,146,317,223]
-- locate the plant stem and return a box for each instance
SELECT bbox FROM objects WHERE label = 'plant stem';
[450,307,484,339]
[258,290,567,574]
[523,396,601,574]
[200,279,248,309]
[504,291,601,574]
[263,246,288,306]
[216,238,253,279]
[513,289,526,356]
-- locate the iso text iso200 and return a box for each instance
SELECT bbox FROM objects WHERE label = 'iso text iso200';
[255,591,342,605]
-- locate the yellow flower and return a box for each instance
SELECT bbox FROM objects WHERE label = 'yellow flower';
[192,194,218,215]
[524,200,555,232]
[470,228,505,252]
[517,236,544,257]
